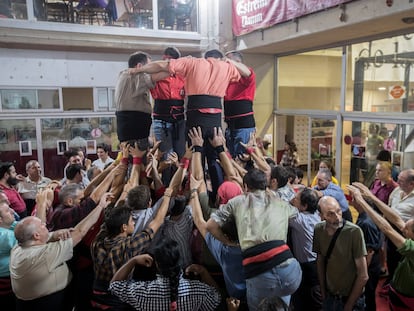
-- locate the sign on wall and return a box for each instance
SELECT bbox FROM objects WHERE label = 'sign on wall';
[232,0,353,36]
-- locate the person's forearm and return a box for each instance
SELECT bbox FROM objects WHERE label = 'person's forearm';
[206,218,233,245]
[371,195,404,230]
[135,61,169,74]
[190,193,207,237]
[218,151,238,181]
[168,166,185,192]
[226,59,251,77]
[356,197,405,247]
[316,256,326,300]
[71,204,104,246]
[111,257,136,282]
[345,274,368,310]
[192,152,204,181]
[152,168,164,191]
[85,162,115,199]
[148,191,171,233]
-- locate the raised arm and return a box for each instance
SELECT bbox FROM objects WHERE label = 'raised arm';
[111,254,153,282]
[352,182,405,231]
[168,146,192,194]
[209,127,241,186]
[117,143,145,205]
[190,176,208,238]
[146,187,172,234]
[105,144,130,203]
[348,185,406,249]
[70,192,112,246]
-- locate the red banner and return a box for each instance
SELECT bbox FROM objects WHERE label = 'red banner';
[232,0,353,36]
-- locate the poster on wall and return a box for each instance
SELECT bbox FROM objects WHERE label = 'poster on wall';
[19,141,32,156]
[57,140,68,155]
[86,140,97,155]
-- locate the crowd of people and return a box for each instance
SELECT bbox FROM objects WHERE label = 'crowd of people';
[0,47,413,311]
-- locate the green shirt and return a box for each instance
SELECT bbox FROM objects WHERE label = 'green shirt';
[313,220,367,296]
[393,239,414,297]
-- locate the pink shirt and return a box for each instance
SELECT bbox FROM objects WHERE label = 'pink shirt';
[168,57,241,97]
[0,184,26,214]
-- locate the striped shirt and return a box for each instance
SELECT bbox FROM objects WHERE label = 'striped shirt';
[110,274,220,311]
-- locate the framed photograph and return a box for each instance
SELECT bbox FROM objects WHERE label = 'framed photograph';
[0,128,7,143]
[57,140,68,155]
[1,89,37,110]
[86,140,97,155]
[19,141,32,156]
[14,127,36,142]
[352,144,366,158]
[42,118,64,130]
[71,125,92,140]
[319,143,331,156]
[392,151,403,167]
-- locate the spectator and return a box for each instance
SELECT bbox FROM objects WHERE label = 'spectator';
[289,188,322,311]
[269,165,295,203]
[310,159,338,187]
[352,191,382,311]
[92,143,114,170]
[312,196,368,311]
[17,160,51,215]
[313,168,352,222]
[0,162,27,218]
[9,194,110,311]
[348,184,414,310]
[0,200,18,310]
[109,238,221,311]
[279,141,299,167]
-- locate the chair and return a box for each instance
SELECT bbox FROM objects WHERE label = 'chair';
[76,5,108,25]
[175,1,193,31]
[46,1,69,22]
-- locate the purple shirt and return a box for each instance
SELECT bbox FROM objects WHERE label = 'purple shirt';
[370,179,398,204]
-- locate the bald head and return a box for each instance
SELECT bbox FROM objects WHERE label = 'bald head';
[318,196,343,230]
[14,216,48,246]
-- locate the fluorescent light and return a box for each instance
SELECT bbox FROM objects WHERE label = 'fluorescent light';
[378,87,386,91]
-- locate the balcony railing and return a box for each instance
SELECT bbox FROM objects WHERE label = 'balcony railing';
[1,0,197,31]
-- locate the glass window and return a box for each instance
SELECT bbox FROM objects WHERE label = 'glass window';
[348,33,414,113]
[340,120,414,187]
[96,88,116,111]
[310,118,336,184]
[41,117,118,179]
[278,48,342,111]
[158,0,197,31]
[0,89,60,110]
[0,119,37,174]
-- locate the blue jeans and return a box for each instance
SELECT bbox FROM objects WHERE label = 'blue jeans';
[153,119,186,184]
[246,258,302,311]
[323,294,365,311]
[225,127,255,157]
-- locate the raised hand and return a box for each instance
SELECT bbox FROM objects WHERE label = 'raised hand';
[188,127,204,147]
[209,127,224,148]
